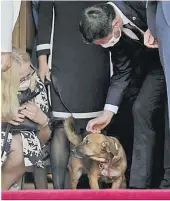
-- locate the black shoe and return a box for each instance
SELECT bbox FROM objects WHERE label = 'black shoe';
[159,169,170,189]
[159,178,170,189]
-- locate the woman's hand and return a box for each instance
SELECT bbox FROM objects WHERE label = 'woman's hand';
[7,106,26,125]
[20,102,48,126]
[38,55,51,82]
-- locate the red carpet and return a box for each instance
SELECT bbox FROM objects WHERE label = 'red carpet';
[2,189,170,200]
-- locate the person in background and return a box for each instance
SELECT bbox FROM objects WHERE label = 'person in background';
[1,49,51,190]
[79,1,166,188]
[145,0,170,188]
[37,1,111,189]
[1,0,21,71]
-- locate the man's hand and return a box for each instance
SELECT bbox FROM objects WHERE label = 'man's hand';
[1,52,11,72]
[38,55,51,82]
[144,29,158,48]
[86,110,114,133]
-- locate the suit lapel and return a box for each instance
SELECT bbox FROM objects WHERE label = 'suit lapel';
[113,1,147,31]
[121,31,144,46]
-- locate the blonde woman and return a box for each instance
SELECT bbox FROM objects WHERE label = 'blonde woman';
[1,49,51,190]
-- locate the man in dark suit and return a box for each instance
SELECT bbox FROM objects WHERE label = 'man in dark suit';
[145,0,170,188]
[79,1,166,188]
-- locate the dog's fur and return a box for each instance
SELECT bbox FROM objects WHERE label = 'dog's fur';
[64,117,127,189]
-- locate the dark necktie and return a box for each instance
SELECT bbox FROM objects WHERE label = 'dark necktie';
[123,23,144,43]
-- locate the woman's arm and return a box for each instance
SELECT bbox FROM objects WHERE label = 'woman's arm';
[39,119,51,143]
[20,77,52,143]
[37,1,53,57]
[1,1,14,53]
[37,1,54,82]
[1,1,21,71]
[1,1,21,52]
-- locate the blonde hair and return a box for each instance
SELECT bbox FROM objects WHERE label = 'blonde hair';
[1,48,37,120]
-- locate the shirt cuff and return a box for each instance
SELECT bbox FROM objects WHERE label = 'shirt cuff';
[104,104,119,114]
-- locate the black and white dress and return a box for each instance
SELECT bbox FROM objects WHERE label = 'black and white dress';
[1,76,49,168]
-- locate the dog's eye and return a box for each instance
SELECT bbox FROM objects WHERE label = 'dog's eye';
[86,140,90,145]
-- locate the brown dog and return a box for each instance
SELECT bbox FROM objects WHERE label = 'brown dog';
[64,117,127,189]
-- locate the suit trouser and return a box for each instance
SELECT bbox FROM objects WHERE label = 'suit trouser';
[148,2,170,129]
[164,102,170,170]
[107,98,134,187]
[156,2,170,128]
[129,65,166,188]
[146,2,170,187]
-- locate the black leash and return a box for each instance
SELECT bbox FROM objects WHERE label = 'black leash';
[49,76,73,115]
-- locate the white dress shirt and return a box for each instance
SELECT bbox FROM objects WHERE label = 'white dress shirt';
[1,0,21,52]
[104,2,144,114]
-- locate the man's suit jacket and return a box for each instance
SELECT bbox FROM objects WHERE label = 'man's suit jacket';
[105,1,160,107]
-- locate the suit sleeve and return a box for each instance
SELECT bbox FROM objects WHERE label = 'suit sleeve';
[105,47,132,111]
[36,1,53,57]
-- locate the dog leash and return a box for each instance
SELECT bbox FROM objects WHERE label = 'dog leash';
[46,75,73,117]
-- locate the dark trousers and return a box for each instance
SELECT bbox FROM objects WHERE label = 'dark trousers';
[164,103,170,171]
[129,66,166,188]
[107,98,134,187]
[147,1,170,130]
[108,62,166,188]
[159,101,170,188]
[50,125,69,189]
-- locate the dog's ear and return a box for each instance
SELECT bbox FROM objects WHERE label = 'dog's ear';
[82,130,91,138]
[101,141,110,153]
[101,137,119,156]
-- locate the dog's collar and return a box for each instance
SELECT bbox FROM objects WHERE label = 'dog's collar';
[99,157,113,178]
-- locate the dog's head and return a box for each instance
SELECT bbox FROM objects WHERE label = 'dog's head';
[71,133,119,162]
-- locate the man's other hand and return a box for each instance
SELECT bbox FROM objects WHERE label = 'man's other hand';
[144,29,158,48]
